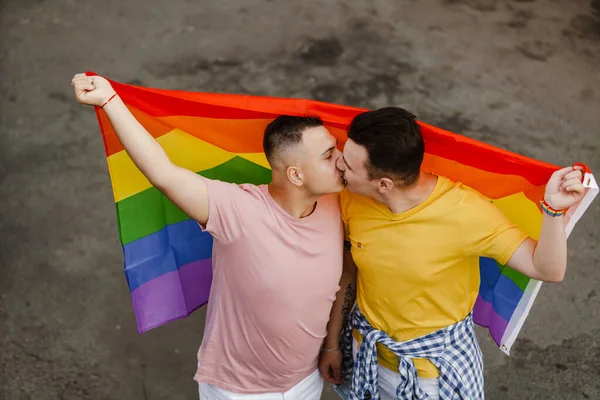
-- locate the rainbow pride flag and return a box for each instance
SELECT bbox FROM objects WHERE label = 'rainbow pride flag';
[91,73,598,355]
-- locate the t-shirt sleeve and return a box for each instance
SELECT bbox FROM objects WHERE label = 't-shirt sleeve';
[201,177,253,244]
[460,192,529,265]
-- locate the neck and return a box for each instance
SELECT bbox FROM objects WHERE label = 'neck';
[381,171,438,214]
[268,180,319,219]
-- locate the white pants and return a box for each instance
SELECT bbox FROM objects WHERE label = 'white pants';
[353,338,440,400]
[198,369,323,400]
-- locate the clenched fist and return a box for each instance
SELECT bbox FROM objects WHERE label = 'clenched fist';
[319,348,344,385]
[544,165,586,211]
[71,73,116,107]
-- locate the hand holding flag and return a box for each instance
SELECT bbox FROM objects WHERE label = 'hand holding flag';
[544,166,586,211]
[72,73,116,107]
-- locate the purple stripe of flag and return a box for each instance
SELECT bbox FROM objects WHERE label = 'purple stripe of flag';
[472,294,509,346]
[130,258,213,333]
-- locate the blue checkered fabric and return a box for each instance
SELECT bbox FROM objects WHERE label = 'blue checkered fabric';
[334,307,484,399]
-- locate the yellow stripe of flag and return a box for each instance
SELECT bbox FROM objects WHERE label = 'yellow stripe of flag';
[107,128,271,202]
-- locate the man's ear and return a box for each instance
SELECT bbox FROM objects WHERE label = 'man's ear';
[378,177,394,194]
[287,166,304,187]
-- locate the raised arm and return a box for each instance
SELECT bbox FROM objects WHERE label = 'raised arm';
[72,74,209,225]
[506,166,585,282]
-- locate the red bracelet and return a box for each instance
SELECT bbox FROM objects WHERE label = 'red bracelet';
[101,93,118,109]
[540,198,565,217]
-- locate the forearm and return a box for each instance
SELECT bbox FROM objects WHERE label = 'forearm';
[504,166,584,283]
[324,257,357,348]
[103,95,174,187]
[533,214,567,282]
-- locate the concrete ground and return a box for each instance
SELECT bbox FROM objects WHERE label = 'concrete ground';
[1,0,599,399]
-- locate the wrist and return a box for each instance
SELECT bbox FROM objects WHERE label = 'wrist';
[323,337,340,350]
[540,198,565,217]
[100,92,118,108]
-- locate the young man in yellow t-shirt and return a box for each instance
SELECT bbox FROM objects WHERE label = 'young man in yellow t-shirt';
[318,107,585,399]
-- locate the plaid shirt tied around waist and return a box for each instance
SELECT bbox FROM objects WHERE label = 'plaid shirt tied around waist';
[334,307,485,400]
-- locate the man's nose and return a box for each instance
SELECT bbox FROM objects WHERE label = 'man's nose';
[336,155,345,171]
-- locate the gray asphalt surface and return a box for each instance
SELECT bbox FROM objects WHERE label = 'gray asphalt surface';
[1,0,599,399]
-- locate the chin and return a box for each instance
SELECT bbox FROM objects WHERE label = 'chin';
[323,183,345,195]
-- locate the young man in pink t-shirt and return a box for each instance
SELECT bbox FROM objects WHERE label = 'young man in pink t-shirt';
[72,74,346,399]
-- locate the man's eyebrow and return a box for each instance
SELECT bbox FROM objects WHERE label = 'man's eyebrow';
[321,146,335,156]
[342,155,354,171]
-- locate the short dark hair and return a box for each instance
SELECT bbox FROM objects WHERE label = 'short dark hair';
[347,107,424,186]
[263,115,323,165]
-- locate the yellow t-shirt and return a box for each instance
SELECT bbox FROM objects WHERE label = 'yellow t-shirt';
[340,175,528,378]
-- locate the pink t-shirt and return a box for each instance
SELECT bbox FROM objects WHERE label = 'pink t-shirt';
[193,178,343,393]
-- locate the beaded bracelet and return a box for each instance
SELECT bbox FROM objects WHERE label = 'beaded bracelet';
[540,199,565,217]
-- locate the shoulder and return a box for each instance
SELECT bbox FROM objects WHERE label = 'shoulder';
[435,176,492,208]
[317,193,342,217]
[203,178,267,206]
[426,177,507,230]
[340,188,374,210]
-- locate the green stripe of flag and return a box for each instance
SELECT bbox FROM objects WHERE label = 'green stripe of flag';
[116,156,272,245]
[499,261,530,292]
